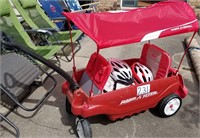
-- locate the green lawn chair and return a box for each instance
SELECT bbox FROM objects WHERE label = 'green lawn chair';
[0,0,62,61]
[11,0,83,51]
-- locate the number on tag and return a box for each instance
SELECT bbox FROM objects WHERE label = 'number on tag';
[137,84,150,95]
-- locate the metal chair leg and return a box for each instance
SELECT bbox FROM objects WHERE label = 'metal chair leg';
[0,113,20,138]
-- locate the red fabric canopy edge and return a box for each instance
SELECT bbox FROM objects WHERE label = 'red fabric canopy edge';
[63,1,199,49]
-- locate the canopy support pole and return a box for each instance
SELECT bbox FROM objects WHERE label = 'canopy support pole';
[176,32,196,74]
[67,20,76,74]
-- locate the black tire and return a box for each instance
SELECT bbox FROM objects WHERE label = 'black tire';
[75,116,92,138]
[66,97,72,114]
[157,94,182,117]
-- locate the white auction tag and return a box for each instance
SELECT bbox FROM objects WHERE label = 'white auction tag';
[137,84,150,95]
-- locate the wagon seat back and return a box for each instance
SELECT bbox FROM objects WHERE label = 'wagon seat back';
[132,43,172,83]
[79,52,112,95]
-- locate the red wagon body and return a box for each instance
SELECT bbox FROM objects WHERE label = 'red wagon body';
[62,66,187,121]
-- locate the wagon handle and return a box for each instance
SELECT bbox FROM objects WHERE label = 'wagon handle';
[1,40,80,91]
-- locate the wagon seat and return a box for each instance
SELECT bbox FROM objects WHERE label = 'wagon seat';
[79,52,112,95]
[131,43,172,83]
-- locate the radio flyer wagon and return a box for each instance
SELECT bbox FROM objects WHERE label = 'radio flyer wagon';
[1,1,198,137]
[61,1,199,137]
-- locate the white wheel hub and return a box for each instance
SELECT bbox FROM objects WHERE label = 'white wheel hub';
[164,98,181,116]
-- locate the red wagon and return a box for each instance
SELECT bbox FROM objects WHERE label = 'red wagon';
[61,1,199,137]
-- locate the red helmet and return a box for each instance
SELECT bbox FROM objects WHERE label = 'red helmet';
[131,62,153,83]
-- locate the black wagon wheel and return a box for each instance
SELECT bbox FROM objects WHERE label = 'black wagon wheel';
[74,116,92,138]
[157,94,182,117]
[65,96,72,114]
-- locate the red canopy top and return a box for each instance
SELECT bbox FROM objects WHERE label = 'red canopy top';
[63,1,199,49]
